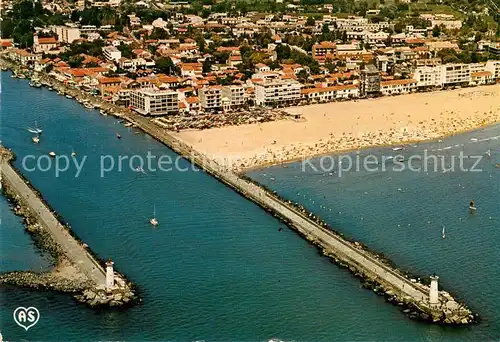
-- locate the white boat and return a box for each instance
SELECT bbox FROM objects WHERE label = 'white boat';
[48,151,56,157]
[150,205,159,226]
[442,226,446,239]
[65,95,73,99]
[392,147,403,151]
[18,74,26,79]
[84,102,94,109]
[100,110,107,116]
[32,136,40,144]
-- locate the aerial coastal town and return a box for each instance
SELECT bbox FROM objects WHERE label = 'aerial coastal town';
[1,0,500,169]
[1,0,499,333]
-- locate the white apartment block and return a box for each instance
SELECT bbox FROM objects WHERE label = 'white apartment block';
[413,66,442,87]
[51,25,81,43]
[199,86,222,111]
[441,63,470,85]
[129,88,179,115]
[414,63,473,87]
[103,46,122,61]
[301,85,359,102]
[222,85,245,107]
[380,79,417,95]
[254,79,301,106]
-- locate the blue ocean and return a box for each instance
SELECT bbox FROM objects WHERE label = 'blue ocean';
[1,72,499,341]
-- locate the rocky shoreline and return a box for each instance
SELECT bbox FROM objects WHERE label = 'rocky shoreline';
[0,147,138,308]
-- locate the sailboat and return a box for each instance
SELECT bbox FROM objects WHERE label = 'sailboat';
[442,226,446,239]
[27,121,43,134]
[150,205,159,226]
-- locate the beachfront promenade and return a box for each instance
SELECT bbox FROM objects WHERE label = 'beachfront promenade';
[0,152,107,287]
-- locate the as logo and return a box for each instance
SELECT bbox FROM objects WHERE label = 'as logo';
[13,307,40,331]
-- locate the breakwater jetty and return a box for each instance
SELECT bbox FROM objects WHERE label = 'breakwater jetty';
[0,146,136,307]
[2,63,476,324]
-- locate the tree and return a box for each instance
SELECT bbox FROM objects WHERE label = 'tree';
[432,25,441,37]
[156,57,177,75]
[68,55,84,68]
[394,22,404,34]
[202,58,212,73]
[117,42,133,59]
[306,16,315,27]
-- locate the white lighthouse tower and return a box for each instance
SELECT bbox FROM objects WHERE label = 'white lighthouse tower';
[429,275,439,307]
[105,259,115,290]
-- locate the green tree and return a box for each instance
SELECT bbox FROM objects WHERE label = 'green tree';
[432,25,441,37]
[156,57,177,74]
[306,16,315,27]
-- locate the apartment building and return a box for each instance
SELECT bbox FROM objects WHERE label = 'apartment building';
[51,25,81,43]
[413,66,442,88]
[359,64,381,96]
[103,46,122,62]
[312,41,337,58]
[301,84,359,102]
[254,79,301,106]
[199,86,222,111]
[129,88,179,115]
[380,79,417,95]
[441,63,470,86]
[222,85,245,108]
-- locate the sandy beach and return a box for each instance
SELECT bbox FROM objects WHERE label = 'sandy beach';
[174,85,500,171]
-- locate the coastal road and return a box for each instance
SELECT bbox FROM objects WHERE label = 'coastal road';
[1,156,107,287]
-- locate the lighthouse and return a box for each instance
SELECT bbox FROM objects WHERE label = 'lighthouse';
[105,259,115,290]
[429,275,439,307]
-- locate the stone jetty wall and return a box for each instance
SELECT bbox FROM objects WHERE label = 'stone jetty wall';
[0,147,137,308]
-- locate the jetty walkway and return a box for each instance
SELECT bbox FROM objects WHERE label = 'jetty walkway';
[0,152,107,287]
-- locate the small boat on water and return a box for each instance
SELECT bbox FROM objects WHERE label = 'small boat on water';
[17,74,26,79]
[100,110,107,116]
[84,102,94,109]
[48,151,56,157]
[116,133,121,139]
[469,200,476,211]
[48,87,53,91]
[442,226,446,239]
[124,122,133,127]
[32,136,40,144]
[65,95,73,99]
[150,205,159,226]
[392,147,403,151]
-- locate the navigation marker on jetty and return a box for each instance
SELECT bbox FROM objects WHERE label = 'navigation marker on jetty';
[106,259,115,290]
[429,275,439,308]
